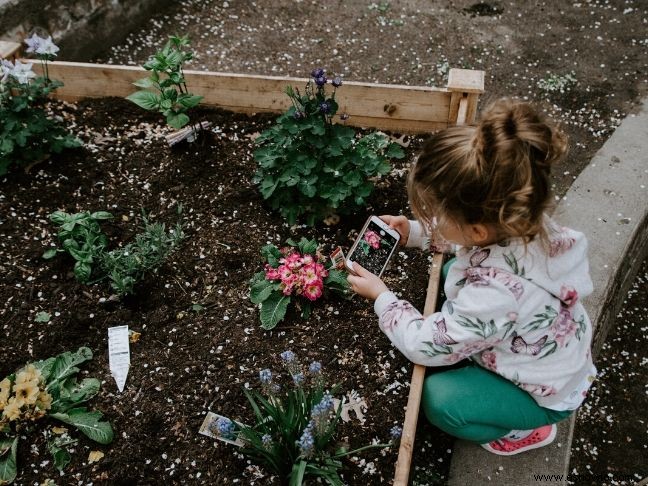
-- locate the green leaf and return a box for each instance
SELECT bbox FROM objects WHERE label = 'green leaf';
[259,293,290,330]
[42,247,58,259]
[385,142,405,159]
[90,211,113,220]
[126,91,160,111]
[35,311,51,323]
[0,437,18,484]
[50,408,113,444]
[324,269,349,291]
[52,378,101,413]
[73,260,92,283]
[177,94,203,108]
[250,279,275,304]
[191,304,205,313]
[133,77,155,88]
[260,245,282,267]
[167,112,190,129]
[46,347,93,389]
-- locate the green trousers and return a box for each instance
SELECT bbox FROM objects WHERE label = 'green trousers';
[420,258,572,443]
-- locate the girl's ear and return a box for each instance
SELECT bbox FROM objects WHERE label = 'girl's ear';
[469,223,492,245]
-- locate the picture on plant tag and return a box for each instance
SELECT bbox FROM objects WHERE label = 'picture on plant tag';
[346,216,400,277]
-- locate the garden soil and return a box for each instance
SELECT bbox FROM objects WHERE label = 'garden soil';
[0,97,449,485]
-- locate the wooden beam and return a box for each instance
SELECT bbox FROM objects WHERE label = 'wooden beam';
[393,252,445,486]
[31,61,459,133]
[0,41,21,60]
[393,88,475,485]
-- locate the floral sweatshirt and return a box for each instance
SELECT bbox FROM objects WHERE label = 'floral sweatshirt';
[374,218,597,410]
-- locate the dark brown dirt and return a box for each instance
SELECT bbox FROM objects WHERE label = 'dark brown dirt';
[0,97,436,485]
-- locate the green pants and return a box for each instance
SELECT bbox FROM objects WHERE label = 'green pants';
[423,258,572,443]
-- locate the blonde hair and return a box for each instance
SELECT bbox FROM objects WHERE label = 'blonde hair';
[408,98,568,244]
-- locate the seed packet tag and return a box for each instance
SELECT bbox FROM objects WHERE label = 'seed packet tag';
[108,325,130,392]
[199,412,246,447]
[330,246,346,270]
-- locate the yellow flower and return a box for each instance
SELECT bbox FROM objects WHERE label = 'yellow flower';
[13,379,40,405]
[15,364,42,386]
[36,390,53,411]
[0,378,10,411]
[3,397,24,421]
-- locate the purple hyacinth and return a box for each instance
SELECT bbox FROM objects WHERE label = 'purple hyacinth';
[315,76,327,87]
[216,417,236,440]
[292,372,305,385]
[390,425,403,441]
[261,434,273,448]
[308,361,322,374]
[259,369,272,384]
[319,101,331,114]
[293,110,305,120]
[332,77,342,87]
[298,426,315,457]
[280,350,295,363]
[311,67,325,78]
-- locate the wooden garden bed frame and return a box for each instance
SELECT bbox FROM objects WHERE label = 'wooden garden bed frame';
[2,40,484,484]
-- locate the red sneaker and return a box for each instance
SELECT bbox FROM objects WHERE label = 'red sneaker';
[480,424,557,456]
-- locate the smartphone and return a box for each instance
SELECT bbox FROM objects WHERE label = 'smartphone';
[345,216,401,278]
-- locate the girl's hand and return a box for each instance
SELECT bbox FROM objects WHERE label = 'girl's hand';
[380,215,410,246]
[347,263,389,300]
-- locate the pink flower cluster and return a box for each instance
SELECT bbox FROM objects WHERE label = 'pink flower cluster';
[363,230,381,249]
[265,251,328,301]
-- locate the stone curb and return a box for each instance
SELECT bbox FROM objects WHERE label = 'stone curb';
[446,97,648,486]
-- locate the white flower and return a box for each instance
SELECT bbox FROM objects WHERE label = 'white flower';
[0,59,14,83]
[10,61,36,84]
[24,33,44,53]
[35,36,59,56]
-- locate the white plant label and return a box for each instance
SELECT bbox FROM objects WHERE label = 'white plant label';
[199,412,246,447]
[108,325,130,392]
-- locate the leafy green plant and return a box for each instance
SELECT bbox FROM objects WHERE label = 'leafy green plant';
[43,210,112,282]
[537,71,577,94]
[100,212,185,294]
[0,347,113,483]
[44,208,185,295]
[253,67,405,225]
[127,35,203,130]
[249,238,348,330]
[0,35,81,175]
[212,352,399,485]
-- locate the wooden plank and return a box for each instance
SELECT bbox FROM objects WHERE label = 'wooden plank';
[447,68,485,94]
[393,252,445,486]
[393,90,473,485]
[0,41,21,60]
[31,61,455,132]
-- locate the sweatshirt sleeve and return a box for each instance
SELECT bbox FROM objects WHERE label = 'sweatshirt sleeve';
[405,220,456,254]
[374,280,519,367]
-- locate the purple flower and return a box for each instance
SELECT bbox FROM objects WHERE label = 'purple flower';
[216,417,236,440]
[298,426,315,457]
[390,425,403,441]
[292,372,305,385]
[311,67,325,78]
[315,76,328,87]
[280,350,295,363]
[24,33,43,53]
[308,361,322,374]
[332,77,342,87]
[319,101,331,114]
[259,368,272,384]
[293,110,305,120]
[261,434,273,448]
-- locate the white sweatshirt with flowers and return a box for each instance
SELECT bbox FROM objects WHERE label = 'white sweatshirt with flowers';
[374,217,597,410]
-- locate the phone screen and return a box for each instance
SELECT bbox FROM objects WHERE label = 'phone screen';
[350,221,399,275]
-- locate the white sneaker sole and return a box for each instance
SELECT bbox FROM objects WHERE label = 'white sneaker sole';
[480,424,557,456]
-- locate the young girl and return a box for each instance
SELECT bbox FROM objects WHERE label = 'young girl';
[347,98,596,455]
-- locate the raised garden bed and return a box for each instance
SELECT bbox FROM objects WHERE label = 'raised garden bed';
[1,57,483,483]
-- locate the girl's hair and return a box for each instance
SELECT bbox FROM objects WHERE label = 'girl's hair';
[407,98,568,244]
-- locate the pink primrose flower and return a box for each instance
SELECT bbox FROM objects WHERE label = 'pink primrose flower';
[301,264,321,286]
[303,282,323,301]
[265,265,282,280]
[363,230,381,249]
[279,265,293,281]
[314,262,328,278]
[301,255,314,266]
